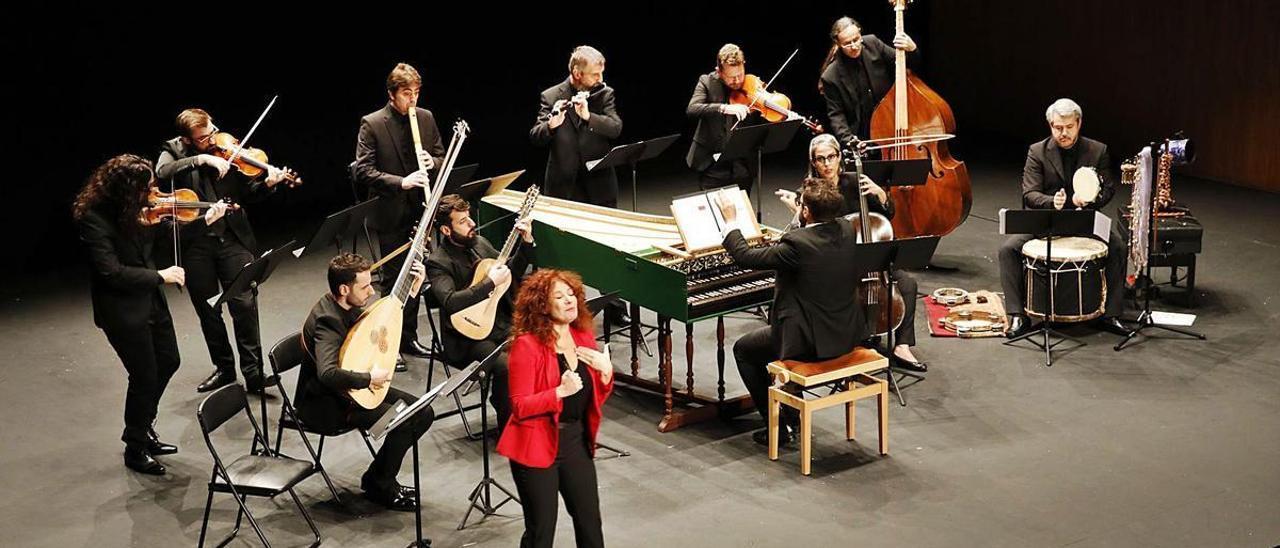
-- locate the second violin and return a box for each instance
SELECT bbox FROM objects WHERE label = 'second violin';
[210,132,303,187]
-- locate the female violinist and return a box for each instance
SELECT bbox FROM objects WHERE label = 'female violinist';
[73,154,228,475]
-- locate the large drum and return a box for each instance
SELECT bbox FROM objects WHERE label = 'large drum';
[1021,236,1108,322]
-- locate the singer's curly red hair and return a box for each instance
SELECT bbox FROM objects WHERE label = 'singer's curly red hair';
[512,269,594,348]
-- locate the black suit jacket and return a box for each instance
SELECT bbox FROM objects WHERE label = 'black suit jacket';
[723,221,866,360]
[529,79,623,206]
[686,71,747,173]
[425,235,531,364]
[156,138,275,252]
[295,293,374,431]
[353,103,446,231]
[1022,136,1115,210]
[77,208,167,332]
[820,34,901,147]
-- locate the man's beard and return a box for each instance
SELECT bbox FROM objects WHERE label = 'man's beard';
[450,231,478,248]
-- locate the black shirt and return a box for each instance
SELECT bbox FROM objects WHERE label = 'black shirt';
[840,55,876,139]
[1059,144,1080,182]
[556,353,592,424]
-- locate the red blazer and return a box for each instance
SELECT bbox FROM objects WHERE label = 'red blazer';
[497,328,614,468]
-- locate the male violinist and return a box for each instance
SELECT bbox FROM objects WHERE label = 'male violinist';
[353,62,446,370]
[686,43,760,193]
[530,45,622,207]
[155,108,290,394]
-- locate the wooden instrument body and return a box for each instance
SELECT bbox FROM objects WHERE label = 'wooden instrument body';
[850,211,905,336]
[869,0,970,238]
[339,295,404,408]
[450,257,512,340]
[870,73,971,238]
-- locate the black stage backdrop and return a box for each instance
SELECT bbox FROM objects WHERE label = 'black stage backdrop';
[8,2,1271,284]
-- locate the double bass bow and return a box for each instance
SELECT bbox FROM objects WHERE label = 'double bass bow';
[869,0,971,238]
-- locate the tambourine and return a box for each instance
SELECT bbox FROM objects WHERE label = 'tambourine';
[940,310,1006,337]
[1072,167,1100,204]
[931,287,970,307]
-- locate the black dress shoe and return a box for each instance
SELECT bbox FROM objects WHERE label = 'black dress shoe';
[401,340,432,359]
[1006,314,1030,338]
[752,425,796,447]
[395,355,408,373]
[245,375,266,395]
[147,429,178,456]
[364,485,418,512]
[197,370,236,393]
[605,303,631,326]
[891,354,928,374]
[124,447,166,475]
[1096,316,1130,336]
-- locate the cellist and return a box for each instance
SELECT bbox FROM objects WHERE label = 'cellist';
[819,16,918,149]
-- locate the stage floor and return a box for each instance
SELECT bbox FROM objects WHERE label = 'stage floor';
[3,157,1278,547]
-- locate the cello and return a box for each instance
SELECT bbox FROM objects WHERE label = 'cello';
[870,0,971,238]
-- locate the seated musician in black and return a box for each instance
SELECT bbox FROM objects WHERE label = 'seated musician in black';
[718,180,869,445]
[1000,99,1127,338]
[776,134,926,372]
[425,194,534,433]
[295,253,434,511]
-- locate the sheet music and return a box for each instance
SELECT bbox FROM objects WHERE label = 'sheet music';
[1092,211,1112,241]
[998,208,1009,235]
[671,188,760,253]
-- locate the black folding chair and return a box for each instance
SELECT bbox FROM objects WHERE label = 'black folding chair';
[265,331,377,504]
[197,383,321,548]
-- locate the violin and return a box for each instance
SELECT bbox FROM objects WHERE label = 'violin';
[209,132,303,187]
[139,187,238,226]
[729,74,824,134]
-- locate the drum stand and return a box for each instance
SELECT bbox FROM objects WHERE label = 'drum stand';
[1114,140,1206,351]
[1004,235,1087,367]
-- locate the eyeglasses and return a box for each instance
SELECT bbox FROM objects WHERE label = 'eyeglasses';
[814,152,840,164]
[192,124,219,145]
[840,37,863,50]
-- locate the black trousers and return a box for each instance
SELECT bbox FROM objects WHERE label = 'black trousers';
[184,235,262,381]
[509,423,605,548]
[102,297,181,450]
[998,222,1127,318]
[891,269,918,347]
[453,338,511,431]
[376,228,423,346]
[733,326,810,424]
[698,158,756,195]
[345,386,435,493]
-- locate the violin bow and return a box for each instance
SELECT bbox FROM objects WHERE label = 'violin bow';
[224,94,278,166]
[729,48,800,133]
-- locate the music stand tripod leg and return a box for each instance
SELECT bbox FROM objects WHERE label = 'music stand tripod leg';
[457,372,520,531]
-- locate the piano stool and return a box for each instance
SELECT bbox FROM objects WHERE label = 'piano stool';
[766,348,890,476]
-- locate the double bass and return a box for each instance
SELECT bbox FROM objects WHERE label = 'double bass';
[870,0,971,238]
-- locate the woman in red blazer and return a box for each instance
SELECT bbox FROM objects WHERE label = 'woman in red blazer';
[497,269,613,548]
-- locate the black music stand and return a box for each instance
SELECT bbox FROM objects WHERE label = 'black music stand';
[854,236,940,406]
[294,198,380,259]
[369,359,484,547]
[583,293,632,459]
[207,240,300,309]
[717,119,803,222]
[859,158,932,189]
[586,133,680,212]
[1114,140,1206,351]
[453,343,522,531]
[1000,209,1107,367]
